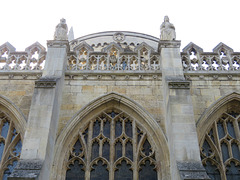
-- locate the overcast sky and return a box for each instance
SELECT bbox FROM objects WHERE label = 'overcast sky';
[0,0,239,52]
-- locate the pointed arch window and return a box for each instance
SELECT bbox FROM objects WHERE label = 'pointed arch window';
[200,109,240,180]
[65,109,158,180]
[0,110,22,180]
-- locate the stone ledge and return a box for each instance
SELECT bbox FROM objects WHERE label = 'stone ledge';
[47,40,70,52]
[159,40,181,48]
[177,161,210,180]
[35,77,58,88]
[8,159,43,180]
[169,81,190,89]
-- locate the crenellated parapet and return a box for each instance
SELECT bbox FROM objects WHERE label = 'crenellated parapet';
[181,42,240,73]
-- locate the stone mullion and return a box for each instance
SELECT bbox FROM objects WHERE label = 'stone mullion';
[213,122,221,158]
[2,121,13,164]
[132,120,138,180]
[85,121,93,180]
[214,120,227,180]
[233,117,240,140]
[233,117,240,155]
[223,120,228,138]
[109,118,115,180]
[99,140,103,157]
[99,119,104,157]
[122,120,126,157]
[227,119,234,159]
[0,119,3,137]
[222,120,233,161]
[0,118,9,179]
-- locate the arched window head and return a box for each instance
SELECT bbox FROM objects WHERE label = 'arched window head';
[0,110,22,180]
[200,108,240,179]
[65,109,158,180]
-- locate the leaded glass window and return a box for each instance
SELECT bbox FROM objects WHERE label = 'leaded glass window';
[66,109,157,180]
[200,110,240,180]
[0,111,22,180]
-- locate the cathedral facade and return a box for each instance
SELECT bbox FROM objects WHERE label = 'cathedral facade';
[0,18,239,179]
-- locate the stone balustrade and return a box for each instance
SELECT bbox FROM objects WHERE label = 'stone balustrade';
[181,42,240,72]
[1,41,240,75]
[0,42,46,72]
[67,53,160,71]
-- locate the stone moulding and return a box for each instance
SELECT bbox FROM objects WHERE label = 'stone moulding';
[35,77,58,88]
[47,40,70,52]
[168,81,190,89]
[64,71,162,81]
[158,40,181,49]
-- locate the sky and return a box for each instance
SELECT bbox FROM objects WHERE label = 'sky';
[0,0,239,52]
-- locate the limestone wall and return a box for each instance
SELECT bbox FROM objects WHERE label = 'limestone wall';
[0,77,36,118]
[58,77,164,135]
[190,79,240,123]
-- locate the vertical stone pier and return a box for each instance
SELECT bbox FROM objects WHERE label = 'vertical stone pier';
[159,40,210,180]
[8,40,69,180]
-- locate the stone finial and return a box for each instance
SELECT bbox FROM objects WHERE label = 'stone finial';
[68,27,74,41]
[160,16,176,40]
[54,18,68,40]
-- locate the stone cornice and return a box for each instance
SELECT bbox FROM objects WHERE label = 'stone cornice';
[159,40,181,48]
[47,40,70,52]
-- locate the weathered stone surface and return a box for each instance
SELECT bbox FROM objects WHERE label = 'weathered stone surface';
[35,77,58,88]
[177,162,210,180]
[0,23,239,180]
[160,16,176,41]
[169,81,190,89]
[8,160,43,180]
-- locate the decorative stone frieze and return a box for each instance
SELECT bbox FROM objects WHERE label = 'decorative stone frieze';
[22,74,28,79]
[227,74,233,80]
[35,77,57,88]
[113,32,125,42]
[168,81,190,89]
[8,74,14,79]
[181,42,240,72]
[212,75,218,80]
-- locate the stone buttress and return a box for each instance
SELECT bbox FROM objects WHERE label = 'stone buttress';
[159,40,210,179]
[8,40,69,179]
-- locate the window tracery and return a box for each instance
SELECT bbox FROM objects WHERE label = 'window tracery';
[0,110,22,180]
[200,109,240,180]
[66,109,157,180]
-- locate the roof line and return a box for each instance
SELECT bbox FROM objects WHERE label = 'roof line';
[71,31,160,43]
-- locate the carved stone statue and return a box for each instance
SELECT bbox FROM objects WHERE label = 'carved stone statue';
[54,18,68,40]
[160,16,176,40]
